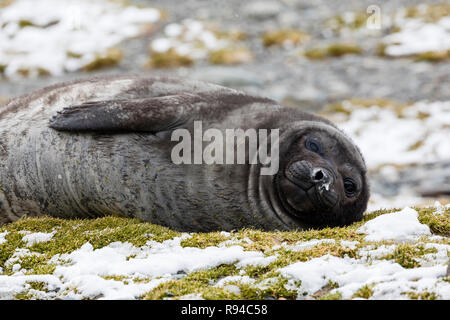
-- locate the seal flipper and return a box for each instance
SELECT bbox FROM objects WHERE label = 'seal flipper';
[49,93,202,133]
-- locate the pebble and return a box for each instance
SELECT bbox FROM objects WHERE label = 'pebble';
[243,1,283,20]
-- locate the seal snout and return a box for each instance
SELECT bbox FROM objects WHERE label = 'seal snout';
[311,167,333,191]
[285,160,338,209]
[286,160,314,190]
[286,161,333,190]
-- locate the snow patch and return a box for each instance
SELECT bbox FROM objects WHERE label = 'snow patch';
[279,254,449,299]
[383,17,450,56]
[0,235,269,299]
[0,0,161,78]
[357,207,431,242]
[339,101,450,169]
[0,231,8,245]
[22,231,55,246]
[284,239,336,251]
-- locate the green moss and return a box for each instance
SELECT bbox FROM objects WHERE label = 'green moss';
[82,48,123,71]
[1,206,448,300]
[146,48,194,68]
[262,29,309,47]
[304,43,363,60]
[415,50,450,62]
[14,292,34,300]
[417,207,450,236]
[0,231,26,273]
[404,291,438,300]
[18,19,59,29]
[208,48,253,65]
[404,4,450,23]
[142,264,241,299]
[10,67,51,78]
[16,68,30,77]
[37,68,51,76]
[66,51,83,59]
[238,277,299,300]
[303,48,327,60]
[352,284,374,299]
[407,140,425,151]
[214,30,247,41]
[327,43,363,56]
[27,281,48,292]
[180,232,229,248]
[376,42,388,57]
[380,244,438,268]
[322,98,412,119]
[13,281,49,300]
[319,291,342,300]
[326,12,368,31]
[0,216,179,273]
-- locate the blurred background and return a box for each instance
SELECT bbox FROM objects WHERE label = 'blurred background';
[0,0,449,211]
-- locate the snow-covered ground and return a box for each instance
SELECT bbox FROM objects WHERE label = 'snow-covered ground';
[329,100,450,211]
[0,206,448,300]
[382,6,450,57]
[0,0,161,77]
[338,101,450,169]
[150,20,234,59]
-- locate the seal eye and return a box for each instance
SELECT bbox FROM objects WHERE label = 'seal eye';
[343,178,357,197]
[305,137,323,154]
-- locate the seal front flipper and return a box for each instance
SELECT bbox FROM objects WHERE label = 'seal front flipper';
[49,93,202,133]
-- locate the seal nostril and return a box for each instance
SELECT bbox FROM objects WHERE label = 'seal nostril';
[314,170,324,181]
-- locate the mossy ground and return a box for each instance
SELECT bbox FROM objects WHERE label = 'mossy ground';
[262,29,309,47]
[146,49,194,68]
[304,43,363,60]
[208,48,253,65]
[377,4,450,61]
[321,98,412,119]
[82,48,123,71]
[403,3,450,23]
[325,12,369,32]
[0,206,448,300]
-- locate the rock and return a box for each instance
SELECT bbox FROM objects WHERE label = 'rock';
[278,11,301,28]
[281,85,327,111]
[189,67,263,88]
[326,81,351,100]
[243,1,282,20]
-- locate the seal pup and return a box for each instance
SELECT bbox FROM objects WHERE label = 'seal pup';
[0,75,369,231]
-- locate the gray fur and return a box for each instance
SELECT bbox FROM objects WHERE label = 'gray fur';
[0,75,369,231]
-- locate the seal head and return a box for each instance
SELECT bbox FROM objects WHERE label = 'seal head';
[267,120,369,229]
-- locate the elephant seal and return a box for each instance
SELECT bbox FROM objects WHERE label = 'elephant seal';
[0,75,369,231]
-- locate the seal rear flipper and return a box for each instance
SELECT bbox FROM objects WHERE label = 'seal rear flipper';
[49,93,202,133]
